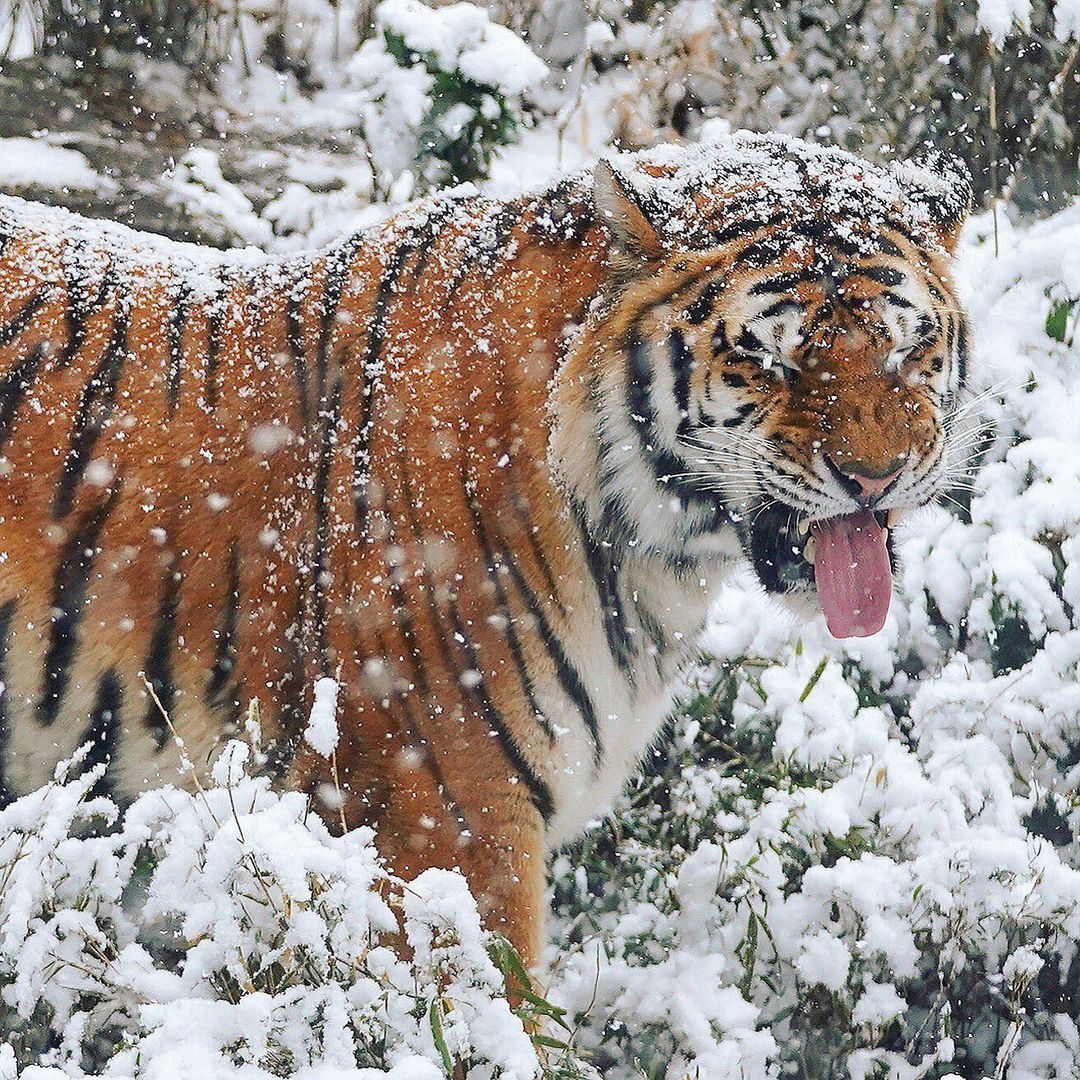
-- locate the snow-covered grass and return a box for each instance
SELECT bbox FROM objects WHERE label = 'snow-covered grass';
[2,199,1079,1079]
[0,739,563,1080]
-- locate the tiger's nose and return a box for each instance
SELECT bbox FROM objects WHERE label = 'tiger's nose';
[827,455,904,501]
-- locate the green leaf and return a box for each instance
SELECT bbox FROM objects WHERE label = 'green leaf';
[1046,298,1075,343]
[799,657,830,702]
[429,999,454,1075]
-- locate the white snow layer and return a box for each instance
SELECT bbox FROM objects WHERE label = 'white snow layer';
[304,677,341,758]
[0,138,116,195]
[375,0,547,96]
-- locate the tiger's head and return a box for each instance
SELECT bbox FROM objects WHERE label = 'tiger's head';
[559,134,974,639]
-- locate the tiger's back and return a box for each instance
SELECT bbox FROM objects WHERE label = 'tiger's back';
[0,189,603,801]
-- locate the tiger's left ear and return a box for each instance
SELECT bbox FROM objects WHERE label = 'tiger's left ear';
[894,152,974,254]
[593,160,664,260]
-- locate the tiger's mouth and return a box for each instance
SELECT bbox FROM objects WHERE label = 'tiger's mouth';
[741,502,899,639]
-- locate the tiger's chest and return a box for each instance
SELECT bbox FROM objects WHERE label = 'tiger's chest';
[536,551,730,845]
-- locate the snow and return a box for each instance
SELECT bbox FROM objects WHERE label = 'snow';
[0,744,542,1078]
[0,0,1078,1074]
[375,0,547,96]
[0,138,115,195]
[602,131,972,255]
[304,677,341,758]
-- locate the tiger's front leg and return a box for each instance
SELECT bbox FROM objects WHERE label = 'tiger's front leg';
[291,695,548,969]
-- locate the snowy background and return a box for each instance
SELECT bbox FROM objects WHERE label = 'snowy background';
[0,0,1079,1077]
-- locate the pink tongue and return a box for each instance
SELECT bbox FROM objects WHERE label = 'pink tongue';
[812,510,892,639]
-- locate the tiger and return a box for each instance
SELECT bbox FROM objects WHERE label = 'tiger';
[0,133,972,967]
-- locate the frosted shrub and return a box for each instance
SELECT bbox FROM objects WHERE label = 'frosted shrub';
[0,740,573,1079]
[350,0,546,196]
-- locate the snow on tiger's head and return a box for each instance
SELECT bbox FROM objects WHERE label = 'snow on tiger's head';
[576,133,975,639]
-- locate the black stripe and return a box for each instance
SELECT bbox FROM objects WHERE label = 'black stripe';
[944,313,956,372]
[0,343,46,454]
[827,232,876,258]
[353,206,457,534]
[286,275,311,425]
[955,318,970,388]
[734,237,786,269]
[723,402,757,428]
[411,203,460,282]
[734,328,765,353]
[0,288,49,349]
[710,212,788,246]
[571,500,634,699]
[789,218,830,243]
[526,180,594,246]
[670,329,695,435]
[142,568,182,751]
[881,289,914,310]
[748,269,823,296]
[509,493,566,617]
[447,202,520,296]
[317,237,365,402]
[0,599,17,807]
[622,333,711,503]
[205,541,242,728]
[381,464,442,709]
[626,335,667,459]
[53,305,129,521]
[37,488,122,726]
[80,670,122,799]
[444,594,554,822]
[166,284,190,415]
[760,298,804,319]
[914,314,938,345]
[460,470,555,741]
[860,265,905,287]
[205,298,224,411]
[686,280,725,325]
[399,456,553,822]
[311,375,343,676]
[61,248,112,368]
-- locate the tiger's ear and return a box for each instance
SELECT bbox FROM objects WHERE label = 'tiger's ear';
[894,152,974,254]
[593,160,664,260]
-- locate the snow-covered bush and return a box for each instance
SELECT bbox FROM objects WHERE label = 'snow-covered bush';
[350,0,546,196]
[544,202,1080,1077]
[0,740,583,1079]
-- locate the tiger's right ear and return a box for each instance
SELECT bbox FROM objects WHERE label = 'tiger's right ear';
[593,160,664,260]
